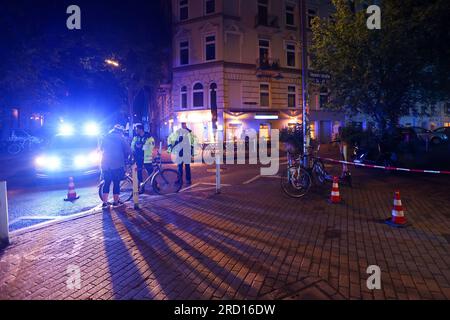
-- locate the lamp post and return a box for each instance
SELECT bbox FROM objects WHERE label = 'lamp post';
[300,0,310,168]
[105,58,135,138]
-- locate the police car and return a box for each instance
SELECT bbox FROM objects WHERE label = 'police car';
[34,122,102,178]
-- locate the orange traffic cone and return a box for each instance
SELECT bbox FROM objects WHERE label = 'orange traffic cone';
[64,177,80,202]
[385,191,408,227]
[329,176,342,204]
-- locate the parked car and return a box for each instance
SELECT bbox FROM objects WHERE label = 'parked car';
[410,127,448,145]
[433,127,450,141]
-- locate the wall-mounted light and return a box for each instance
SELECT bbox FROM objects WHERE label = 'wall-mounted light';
[255,115,279,120]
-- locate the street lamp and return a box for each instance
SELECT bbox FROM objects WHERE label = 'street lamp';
[105,59,120,68]
[105,58,134,138]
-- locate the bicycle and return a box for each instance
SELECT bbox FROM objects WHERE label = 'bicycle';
[280,152,313,198]
[281,141,352,198]
[98,152,182,202]
[311,143,353,187]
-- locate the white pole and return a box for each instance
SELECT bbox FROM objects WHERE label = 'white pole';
[0,181,10,246]
[215,131,221,194]
[132,163,139,209]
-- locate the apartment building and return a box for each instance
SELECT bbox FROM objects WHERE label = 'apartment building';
[167,0,344,143]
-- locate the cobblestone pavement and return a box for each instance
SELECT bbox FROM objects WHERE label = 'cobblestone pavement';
[1,155,450,300]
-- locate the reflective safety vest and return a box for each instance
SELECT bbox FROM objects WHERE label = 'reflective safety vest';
[131,134,155,163]
[167,128,197,154]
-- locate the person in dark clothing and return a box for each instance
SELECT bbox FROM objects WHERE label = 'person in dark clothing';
[99,125,131,208]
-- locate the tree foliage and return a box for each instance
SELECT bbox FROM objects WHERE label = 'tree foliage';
[0,0,171,125]
[310,0,450,133]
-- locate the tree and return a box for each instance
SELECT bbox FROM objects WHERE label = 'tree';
[310,0,450,135]
[0,0,171,133]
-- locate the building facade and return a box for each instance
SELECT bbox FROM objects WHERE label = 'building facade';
[347,102,450,132]
[167,0,344,143]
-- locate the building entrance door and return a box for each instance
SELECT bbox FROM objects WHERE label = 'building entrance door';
[319,121,332,144]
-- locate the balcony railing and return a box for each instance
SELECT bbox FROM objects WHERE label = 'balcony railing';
[255,14,279,28]
[256,57,280,71]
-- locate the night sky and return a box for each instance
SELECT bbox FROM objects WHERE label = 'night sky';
[0,0,170,126]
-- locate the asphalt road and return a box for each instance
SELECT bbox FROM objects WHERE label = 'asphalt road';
[0,150,229,231]
[2,145,449,232]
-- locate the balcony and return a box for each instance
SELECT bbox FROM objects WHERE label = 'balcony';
[256,57,282,79]
[256,57,280,71]
[255,14,279,28]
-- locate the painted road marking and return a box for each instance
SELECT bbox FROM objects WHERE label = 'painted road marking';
[180,183,201,193]
[243,175,261,185]
[243,174,281,185]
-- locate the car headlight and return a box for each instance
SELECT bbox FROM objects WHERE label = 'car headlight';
[74,151,101,168]
[59,123,74,136]
[84,122,100,136]
[35,156,61,169]
[74,155,88,168]
[35,156,46,167]
[89,150,102,164]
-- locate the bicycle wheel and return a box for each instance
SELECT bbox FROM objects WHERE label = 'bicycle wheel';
[152,169,182,195]
[312,159,327,185]
[281,166,312,198]
[98,177,133,203]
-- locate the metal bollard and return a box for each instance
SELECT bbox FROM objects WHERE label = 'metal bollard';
[132,163,139,209]
[215,131,222,194]
[0,181,10,246]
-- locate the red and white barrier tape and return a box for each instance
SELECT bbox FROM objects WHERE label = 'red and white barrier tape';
[317,157,450,175]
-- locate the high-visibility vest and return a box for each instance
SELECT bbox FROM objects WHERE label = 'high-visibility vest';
[167,129,197,154]
[132,135,155,163]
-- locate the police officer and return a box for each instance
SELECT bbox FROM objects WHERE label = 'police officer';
[167,122,196,186]
[131,124,155,193]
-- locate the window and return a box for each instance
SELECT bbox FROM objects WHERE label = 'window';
[259,39,270,61]
[307,9,317,28]
[257,0,269,25]
[210,83,218,122]
[445,102,450,115]
[181,86,188,109]
[444,122,450,127]
[288,86,296,108]
[286,4,295,26]
[310,122,316,139]
[260,83,270,107]
[205,35,216,61]
[286,43,296,67]
[193,83,204,107]
[209,83,217,109]
[319,88,328,108]
[180,40,189,65]
[180,0,189,21]
[205,0,215,14]
[259,124,270,140]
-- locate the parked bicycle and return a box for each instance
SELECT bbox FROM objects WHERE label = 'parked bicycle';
[311,143,352,187]
[98,152,182,202]
[281,141,352,198]
[280,153,312,198]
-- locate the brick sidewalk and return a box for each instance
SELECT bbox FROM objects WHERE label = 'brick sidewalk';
[1,166,450,300]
